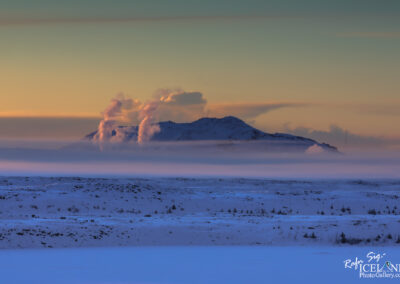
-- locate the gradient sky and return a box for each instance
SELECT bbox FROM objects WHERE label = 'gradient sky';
[1,0,399,144]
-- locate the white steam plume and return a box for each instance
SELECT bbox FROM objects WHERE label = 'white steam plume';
[137,101,160,144]
[94,94,162,147]
[94,94,140,148]
[306,144,325,155]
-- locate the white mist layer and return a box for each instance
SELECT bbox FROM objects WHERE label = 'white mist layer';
[0,140,399,179]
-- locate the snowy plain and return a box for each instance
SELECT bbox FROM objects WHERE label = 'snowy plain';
[1,177,400,248]
[1,176,400,283]
[1,142,400,283]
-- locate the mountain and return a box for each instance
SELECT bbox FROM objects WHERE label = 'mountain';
[85,116,338,153]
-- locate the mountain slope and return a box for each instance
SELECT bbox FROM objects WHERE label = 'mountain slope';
[86,116,338,152]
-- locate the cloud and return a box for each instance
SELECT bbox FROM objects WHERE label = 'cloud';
[150,89,207,123]
[284,124,398,148]
[159,91,207,106]
[92,89,303,145]
[348,104,400,116]
[207,102,303,120]
[128,89,300,124]
[0,117,99,139]
[156,90,302,123]
[0,90,301,140]
[0,14,302,28]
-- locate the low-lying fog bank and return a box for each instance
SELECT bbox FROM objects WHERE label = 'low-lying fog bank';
[0,139,399,178]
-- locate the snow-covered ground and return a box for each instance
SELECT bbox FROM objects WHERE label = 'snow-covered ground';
[1,176,400,248]
[1,246,400,284]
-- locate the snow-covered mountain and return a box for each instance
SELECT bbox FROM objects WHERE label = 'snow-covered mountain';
[85,116,338,152]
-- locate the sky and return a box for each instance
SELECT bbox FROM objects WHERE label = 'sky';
[1,0,399,147]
